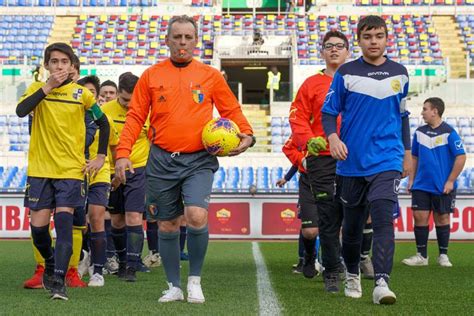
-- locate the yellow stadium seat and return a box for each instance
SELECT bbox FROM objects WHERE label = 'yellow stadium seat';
[308,14,315,21]
[267,15,275,21]
[79,15,87,21]
[142,15,149,21]
[382,0,391,5]
[196,42,202,48]
[101,56,110,62]
[79,56,87,63]
[117,34,125,41]
[235,21,241,26]
[163,15,170,21]
[100,15,107,22]
[86,28,93,34]
[96,34,104,40]
[138,34,146,41]
[129,21,137,29]
[445,0,453,4]
[150,42,158,49]
[105,41,113,48]
[419,33,428,41]
[86,21,94,27]
[214,21,221,28]
[9,56,16,60]
[159,34,166,40]
[92,49,99,53]
[159,48,167,55]
[361,0,369,4]
[203,34,211,41]
[150,27,156,33]
[204,15,212,21]
[127,42,136,48]
[427,27,435,34]
[400,49,409,56]
[297,21,305,28]
[107,27,114,34]
[72,34,80,39]
[120,14,127,21]
[150,21,158,28]
[138,49,146,57]
[310,34,317,40]
[340,21,348,27]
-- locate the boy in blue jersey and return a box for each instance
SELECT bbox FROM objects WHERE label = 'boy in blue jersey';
[321,16,412,305]
[403,97,466,268]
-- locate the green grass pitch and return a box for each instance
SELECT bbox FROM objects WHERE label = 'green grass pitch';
[0,240,472,315]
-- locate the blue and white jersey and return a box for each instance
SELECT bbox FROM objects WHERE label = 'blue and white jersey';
[412,122,465,194]
[322,57,409,176]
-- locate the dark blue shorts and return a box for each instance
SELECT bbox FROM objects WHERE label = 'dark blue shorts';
[145,145,219,221]
[108,167,145,214]
[338,170,401,207]
[411,190,456,214]
[88,183,111,208]
[25,177,86,211]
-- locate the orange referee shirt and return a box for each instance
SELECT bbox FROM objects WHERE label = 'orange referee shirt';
[289,71,341,156]
[116,59,253,158]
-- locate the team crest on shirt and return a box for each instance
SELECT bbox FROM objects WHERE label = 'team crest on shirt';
[192,89,204,104]
[73,88,83,100]
[391,80,401,93]
[435,136,443,145]
[455,140,464,150]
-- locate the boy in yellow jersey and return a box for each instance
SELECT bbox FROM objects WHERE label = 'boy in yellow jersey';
[16,43,110,301]
[102,72,149,282]
[77,75,120,287]
[23,57,90,289]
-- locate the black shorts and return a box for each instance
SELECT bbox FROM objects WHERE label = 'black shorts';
[411,190,456,214]
[299,173,318,229]
[25,177,86,210]
[338,170,401,207]
[108,167,146,214]
[306,155,337,201]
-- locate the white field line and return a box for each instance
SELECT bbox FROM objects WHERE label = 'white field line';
[252,241,282,316]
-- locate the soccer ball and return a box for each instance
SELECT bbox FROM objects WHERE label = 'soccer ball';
[202,118,240,156]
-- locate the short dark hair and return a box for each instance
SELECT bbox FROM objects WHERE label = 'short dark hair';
[100,80,117,91]
[77,75,101,98]
[424,97,445,117]
[71,54,80,72]
[357,15,388,39]
[322,31,349,50]
[118,72,139,94]
[44,42,75,65]
[167,15,198,38]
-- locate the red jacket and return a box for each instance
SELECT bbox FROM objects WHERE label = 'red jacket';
[282,136,307,173]
[289,71,340,156]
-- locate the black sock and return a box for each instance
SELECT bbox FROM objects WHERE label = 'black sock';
[81,225,90,259]
[30,224,54,274]
[179,226,187,252]
[436,224,450,255]
[90,231,106,275]
[414,225,429,258]
[361,222,373,260]
[302,236,316,259]
[370,200,395,284]
[146,221,159,254]
[126,225,144,270]
[298,230,304,258]
[111,226,127,263]
[54,212,74,279]
[105,219,116,259]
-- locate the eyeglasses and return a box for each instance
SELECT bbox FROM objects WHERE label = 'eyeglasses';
[323,43,347,50]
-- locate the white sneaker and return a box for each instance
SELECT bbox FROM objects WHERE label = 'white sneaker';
[158,283,184,303]
[437,254,453,267]
[373,278,396,305]
[187,276,205,304]
[88,273,105,287]
[360,256,375,279]
[78,250,90,278]
[344,273,362,298]
[402,253,428,266]
[143,252,161,268]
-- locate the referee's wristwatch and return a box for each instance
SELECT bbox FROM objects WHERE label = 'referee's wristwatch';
[247,134,257,148]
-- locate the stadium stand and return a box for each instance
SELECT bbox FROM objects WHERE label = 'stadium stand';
[355,0,474,5]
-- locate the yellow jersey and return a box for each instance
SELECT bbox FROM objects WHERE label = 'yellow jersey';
[19,81,96,180]
[101,99,149,174]
[89,114,119,185]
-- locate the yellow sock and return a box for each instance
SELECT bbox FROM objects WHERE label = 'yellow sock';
[68,227,83,269]
[31,227,53,267]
